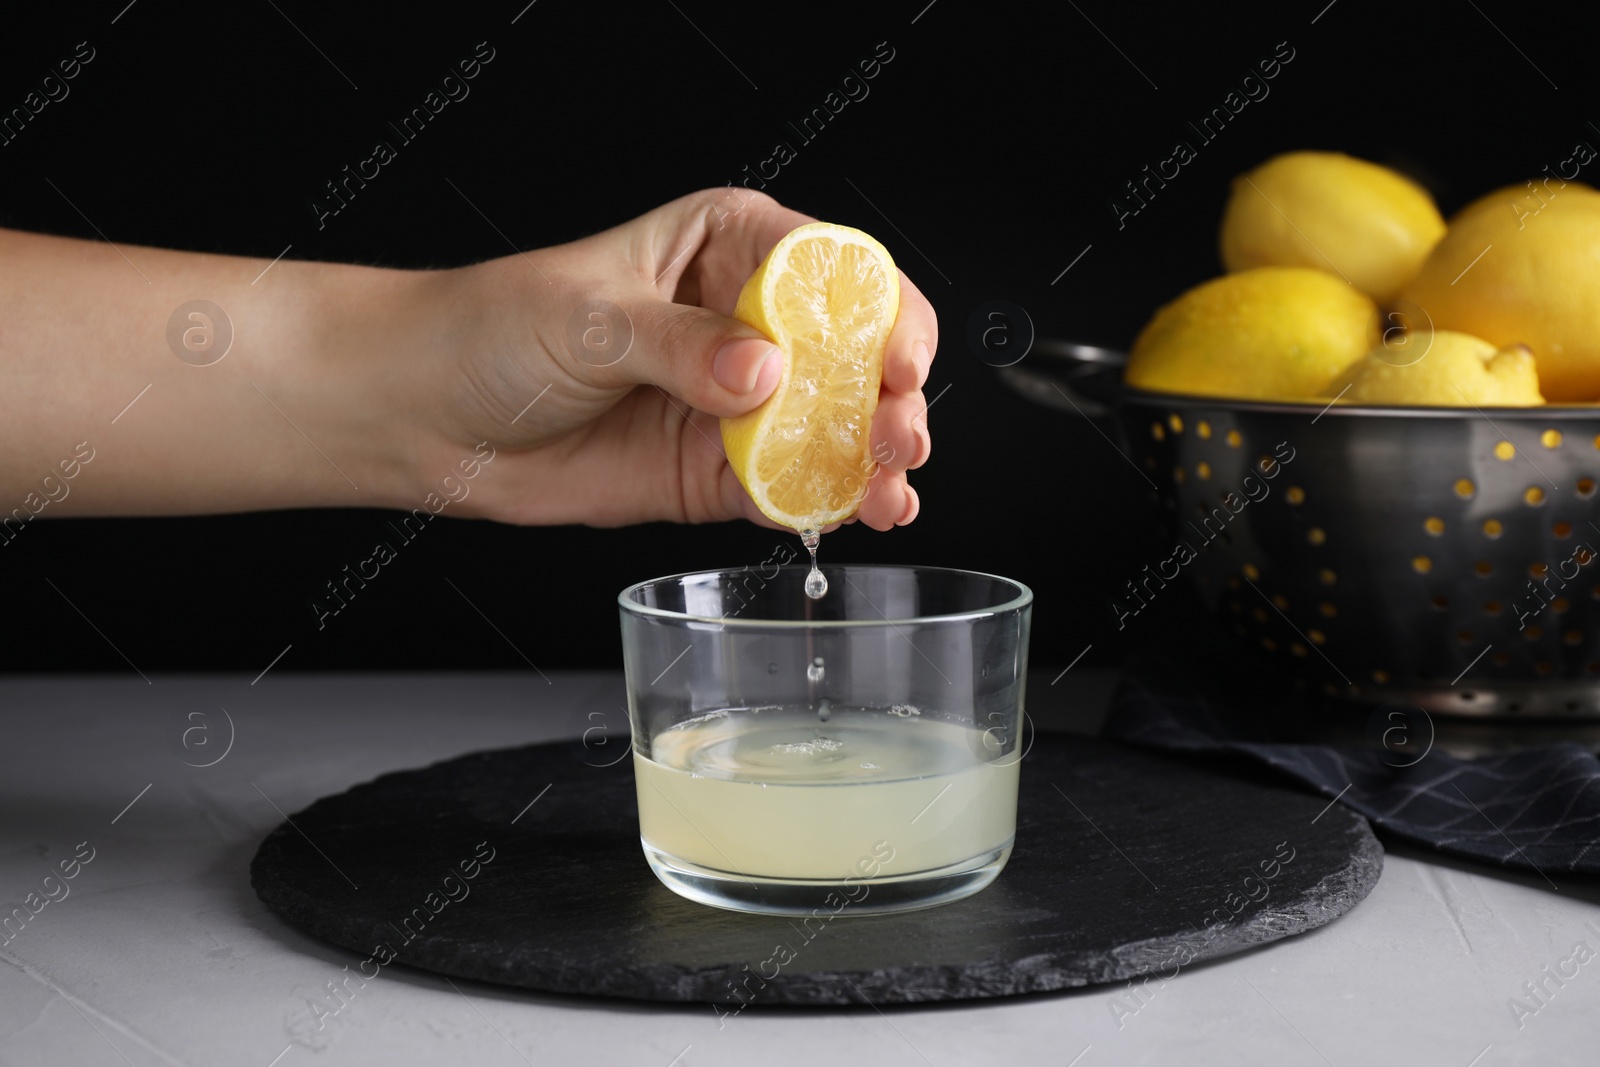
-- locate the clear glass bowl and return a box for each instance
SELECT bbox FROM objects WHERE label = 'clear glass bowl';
[618,564,1033,915]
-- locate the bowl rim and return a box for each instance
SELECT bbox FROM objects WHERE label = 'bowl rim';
[618,563,1035,628]
[1120,383,1600,420]
[1022,340,1600,419]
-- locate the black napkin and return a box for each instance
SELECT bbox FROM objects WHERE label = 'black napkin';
[1104,674,1600,879]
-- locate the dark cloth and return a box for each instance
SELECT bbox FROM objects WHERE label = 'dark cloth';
[1105,675,1600,877]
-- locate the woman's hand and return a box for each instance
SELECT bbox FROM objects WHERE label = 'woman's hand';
[410,188,938,529]
[0,190,935,531]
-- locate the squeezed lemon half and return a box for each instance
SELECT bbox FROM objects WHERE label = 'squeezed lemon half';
[720,222,900,530]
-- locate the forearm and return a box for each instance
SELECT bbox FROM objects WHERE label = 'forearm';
[0,227,435,518]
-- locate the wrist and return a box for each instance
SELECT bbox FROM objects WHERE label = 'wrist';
[296,262,456,513]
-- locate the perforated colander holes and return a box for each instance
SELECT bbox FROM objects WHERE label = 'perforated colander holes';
[1155,410,1219,456]
[1267,470,1328,555]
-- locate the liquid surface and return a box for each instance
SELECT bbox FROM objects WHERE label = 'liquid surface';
[634,706,1020,880]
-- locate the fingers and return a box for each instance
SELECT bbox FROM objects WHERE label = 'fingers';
[614,188,935,534]
[596,191,810,418]
[870,391,930,472]
[613,299,785,419]
[650,189,820,312]
[695,192,819,311]
[855,469,919,531]
[869,270,935,536]
[613,190,938,429]
[881,270,938,396]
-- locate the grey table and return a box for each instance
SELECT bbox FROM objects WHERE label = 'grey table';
[1,672,1596,1066]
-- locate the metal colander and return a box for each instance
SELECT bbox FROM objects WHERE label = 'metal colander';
[1003,341,1600,718]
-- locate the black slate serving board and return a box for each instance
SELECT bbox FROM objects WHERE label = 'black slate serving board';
[251,735,1381,1006]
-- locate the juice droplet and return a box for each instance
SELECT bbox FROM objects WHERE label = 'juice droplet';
[800,527,827,599]
[807,658,828,723]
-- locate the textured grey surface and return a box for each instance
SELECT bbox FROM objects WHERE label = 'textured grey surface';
[251,734,1382,1004]
[6,672,1597,1066]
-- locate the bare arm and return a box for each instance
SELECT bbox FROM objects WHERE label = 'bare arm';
[0,189,937,531]
[0,226,427,516]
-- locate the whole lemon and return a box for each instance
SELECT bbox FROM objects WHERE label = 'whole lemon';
[1220,151,1446,302]
[1126,267,1380,402]
[1399,182,1600,402]
[1330,330,1543,407]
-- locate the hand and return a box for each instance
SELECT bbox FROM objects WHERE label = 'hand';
[411,188,938,530]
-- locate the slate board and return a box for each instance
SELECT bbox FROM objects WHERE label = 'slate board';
[250,735,1382,1006]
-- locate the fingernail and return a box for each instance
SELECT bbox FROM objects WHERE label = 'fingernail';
[911,423,931,469]
[913,340,932,389]
[714,339,782,394]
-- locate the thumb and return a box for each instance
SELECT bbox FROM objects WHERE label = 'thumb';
[619,299,785,418]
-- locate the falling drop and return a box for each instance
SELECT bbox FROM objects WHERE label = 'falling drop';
[808,657,828,724]
[801,527,827,599]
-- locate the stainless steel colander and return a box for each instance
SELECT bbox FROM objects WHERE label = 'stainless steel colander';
[1003,340,1600,718]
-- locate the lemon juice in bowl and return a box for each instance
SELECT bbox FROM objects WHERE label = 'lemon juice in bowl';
[633,703,1022,883]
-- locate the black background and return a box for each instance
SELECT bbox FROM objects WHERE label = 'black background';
[1,0,1593,677]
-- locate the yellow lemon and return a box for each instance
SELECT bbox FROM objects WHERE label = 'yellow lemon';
[1399,181,1600,402]
[1220,151,1446,302]
[1125,267,1379,402]
[1330,330,1543,406]
[720,222,899,531]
